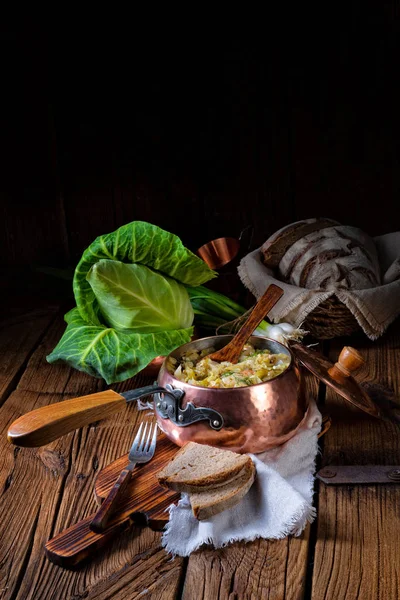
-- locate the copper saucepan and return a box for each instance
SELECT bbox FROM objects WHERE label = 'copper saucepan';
[130,336,382,453]
[133,334,308,454]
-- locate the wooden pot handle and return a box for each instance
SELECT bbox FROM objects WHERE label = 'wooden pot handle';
[7,390,126,447]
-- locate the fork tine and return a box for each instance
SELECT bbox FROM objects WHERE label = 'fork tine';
[130,422,144,453]
[144,423,153,453]
[148,423,158,455]
[138,422,148,452]
[128,422,158,463]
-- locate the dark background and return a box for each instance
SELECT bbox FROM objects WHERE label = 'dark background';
[2,9,400,284]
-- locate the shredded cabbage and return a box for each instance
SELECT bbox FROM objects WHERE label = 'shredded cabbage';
[171,344,290,388]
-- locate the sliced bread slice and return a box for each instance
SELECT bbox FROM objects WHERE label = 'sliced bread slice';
[158,465,251,494]
[190,461,256,520]
[156,442,253,493]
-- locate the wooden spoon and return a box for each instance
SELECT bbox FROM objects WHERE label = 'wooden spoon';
[206,284,284,364]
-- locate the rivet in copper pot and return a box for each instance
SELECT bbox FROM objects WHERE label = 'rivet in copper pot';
[178,415,184,422]
[319,468,337,478]
[388,469,400,481]
[213,420,220,427]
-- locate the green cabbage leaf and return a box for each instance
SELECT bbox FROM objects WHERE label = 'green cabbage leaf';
[73,221,215,325]
[87,260,194,333]
[47,308,193,384]
[47,221,215,383]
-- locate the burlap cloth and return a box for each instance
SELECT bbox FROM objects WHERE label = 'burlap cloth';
[238,232,400,340]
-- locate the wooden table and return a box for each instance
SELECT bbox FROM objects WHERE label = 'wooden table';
[0,303,399,600]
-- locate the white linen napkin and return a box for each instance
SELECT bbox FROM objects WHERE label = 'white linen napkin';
[161,400,322,557]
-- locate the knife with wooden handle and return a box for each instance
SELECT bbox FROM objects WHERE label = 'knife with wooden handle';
[7,385,165,447]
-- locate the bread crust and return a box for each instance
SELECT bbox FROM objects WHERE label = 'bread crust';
[156,442,253,493]
[158,461,254,493]
[261,218,339,268]
[278,225,380,290]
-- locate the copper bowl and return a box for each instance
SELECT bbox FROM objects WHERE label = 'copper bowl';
[134,335,309,454]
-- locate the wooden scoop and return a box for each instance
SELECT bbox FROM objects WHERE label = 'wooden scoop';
[206,284,284,363]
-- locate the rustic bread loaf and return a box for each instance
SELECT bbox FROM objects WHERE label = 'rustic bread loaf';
[261,218,340,268]
[189,461,256,520]
[278,225,380,290]
[156,442,253,493]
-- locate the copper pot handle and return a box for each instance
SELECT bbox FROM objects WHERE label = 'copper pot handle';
[154,385,224,430]
[130,384,224,431]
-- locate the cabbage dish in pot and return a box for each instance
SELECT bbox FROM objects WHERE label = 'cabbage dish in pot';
[170,343,290,388]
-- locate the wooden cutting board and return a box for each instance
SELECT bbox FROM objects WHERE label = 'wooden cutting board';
[45,433,180,568]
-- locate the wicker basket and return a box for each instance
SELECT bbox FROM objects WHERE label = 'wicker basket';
[303,296,360,340]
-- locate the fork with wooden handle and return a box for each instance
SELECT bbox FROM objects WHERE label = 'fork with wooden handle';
[90,421,158,533]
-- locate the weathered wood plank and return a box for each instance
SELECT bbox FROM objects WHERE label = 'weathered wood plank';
[289,8,399,236]
[183,374,320,600]
[0,309,57,406]
[256,53,296,248]
[183,530,310,600]
[311,331,400,600]
[84,545,183,600]
[0,315,184,600]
